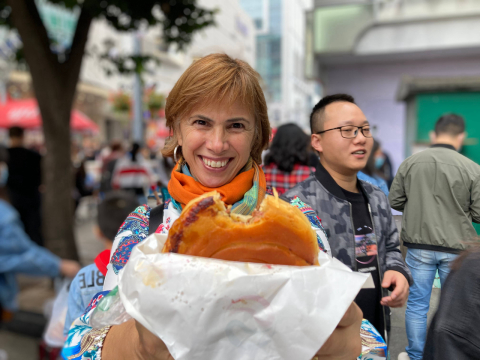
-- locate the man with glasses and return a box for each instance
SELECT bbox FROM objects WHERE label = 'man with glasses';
[283,94,411,343]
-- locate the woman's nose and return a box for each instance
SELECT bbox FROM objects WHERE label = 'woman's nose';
[207,128,228,153]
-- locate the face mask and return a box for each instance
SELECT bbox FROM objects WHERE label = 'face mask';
[374,156,385,169]
[0,163,8,187]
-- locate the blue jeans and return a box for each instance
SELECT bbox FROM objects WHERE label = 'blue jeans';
[405,248,458,360]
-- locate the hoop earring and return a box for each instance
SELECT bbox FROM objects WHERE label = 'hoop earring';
[174,145,180,163]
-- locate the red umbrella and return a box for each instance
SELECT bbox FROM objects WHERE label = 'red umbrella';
[0,98,99,132]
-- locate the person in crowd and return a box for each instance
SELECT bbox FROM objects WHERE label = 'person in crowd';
[263,123,314,195]
[0,147,80,324]
[101,141,124,172]
[283,94,412,342]
[99,141,124,195]
[423,245,480,360]
[63,54,363,360]
[111,143,156,205]
[73,160,94,210]
[374,142,394,188]
[63,191,139,336]
[389,113,480,360]
[358,139,389,196]
[6,126,44,246]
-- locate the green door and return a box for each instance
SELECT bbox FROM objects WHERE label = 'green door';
[416,92,480,233]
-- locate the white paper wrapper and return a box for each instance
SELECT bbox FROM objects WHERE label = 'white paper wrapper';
[119,234,369,360]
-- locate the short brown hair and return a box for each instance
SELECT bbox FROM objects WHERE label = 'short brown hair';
[162,53,271,164]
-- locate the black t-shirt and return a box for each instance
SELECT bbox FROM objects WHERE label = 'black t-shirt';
[341,187,385,339]
[7,147,42,195]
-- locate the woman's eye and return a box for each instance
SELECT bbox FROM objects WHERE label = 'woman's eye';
[231,123,244,129]
[194,120,207,126]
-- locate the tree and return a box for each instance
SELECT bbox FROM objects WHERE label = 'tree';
[0,0,215,260]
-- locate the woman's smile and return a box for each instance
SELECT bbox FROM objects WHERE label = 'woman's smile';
[199,155,232,170]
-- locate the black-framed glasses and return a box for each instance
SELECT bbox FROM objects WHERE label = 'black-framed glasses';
[316,125,372,139]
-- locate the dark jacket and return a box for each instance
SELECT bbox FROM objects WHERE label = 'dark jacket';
[283,162,412,285]
[424,250,480,359]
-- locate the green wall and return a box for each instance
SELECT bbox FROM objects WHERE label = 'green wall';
[416,92,480,233]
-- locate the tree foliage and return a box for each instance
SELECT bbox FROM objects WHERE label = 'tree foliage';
[0,0,216,72]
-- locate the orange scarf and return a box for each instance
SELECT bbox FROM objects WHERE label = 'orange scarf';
[168,161,267,209]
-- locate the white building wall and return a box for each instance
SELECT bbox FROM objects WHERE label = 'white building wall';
[144,0,256,95]
[81,0,256,97]
[80,20,133,92]
[281,0,319,129]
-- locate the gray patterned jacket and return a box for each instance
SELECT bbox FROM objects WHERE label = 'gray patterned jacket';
[283,163,412,289]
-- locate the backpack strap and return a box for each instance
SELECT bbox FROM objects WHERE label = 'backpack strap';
[148,204,165,235]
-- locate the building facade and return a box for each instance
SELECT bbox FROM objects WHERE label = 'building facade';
[308,0,480,172]
[240,0,321,128]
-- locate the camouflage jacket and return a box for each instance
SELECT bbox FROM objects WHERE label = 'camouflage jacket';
[283,163,412,287]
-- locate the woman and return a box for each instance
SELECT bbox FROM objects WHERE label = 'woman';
[263,123,314,195]
[63,54,362,360]
[358,139,389,196]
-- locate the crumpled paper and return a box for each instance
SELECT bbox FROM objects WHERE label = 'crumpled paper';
[118,233,369,360]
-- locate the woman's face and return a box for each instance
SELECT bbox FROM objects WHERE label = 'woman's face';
[176,100,255,188]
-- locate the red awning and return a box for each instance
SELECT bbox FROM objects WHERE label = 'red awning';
[0,98,99,132]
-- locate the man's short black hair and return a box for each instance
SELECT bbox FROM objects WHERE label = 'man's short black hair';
[9,126,24,138]
[97,191,140,241]
[435,113,465,136]
[310,94,355,134]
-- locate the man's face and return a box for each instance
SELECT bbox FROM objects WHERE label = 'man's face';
[311,101,373,176]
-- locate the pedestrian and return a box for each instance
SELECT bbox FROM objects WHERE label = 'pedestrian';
[73,160,94,210]
[422,245,480,360]
[374,142,394,188]
[6,126,43,246]
[263,123,314,195]
[63,191,139,335]
[389,113,480,360]
[63,54,363,360]
[0,147,80,323]
[99,141,124,195]
[283,94,412,342]
[111,143,156,205]
[358,139,389,196]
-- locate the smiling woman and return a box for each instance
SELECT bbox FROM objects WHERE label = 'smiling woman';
[62,54,363,360]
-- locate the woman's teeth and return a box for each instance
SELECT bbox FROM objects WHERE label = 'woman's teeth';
[202,157,229,168]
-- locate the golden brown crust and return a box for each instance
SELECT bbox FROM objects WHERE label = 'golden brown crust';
[162,191,319,266]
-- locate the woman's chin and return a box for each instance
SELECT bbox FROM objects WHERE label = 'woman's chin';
[197,175,233,188]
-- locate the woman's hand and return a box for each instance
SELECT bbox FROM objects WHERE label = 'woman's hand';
[104,305,361,360]
[314,302,363,360]
[103,319,173,360]
[134,320,174,360]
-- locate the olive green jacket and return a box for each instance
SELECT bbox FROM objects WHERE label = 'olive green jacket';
[389,144,480,253]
